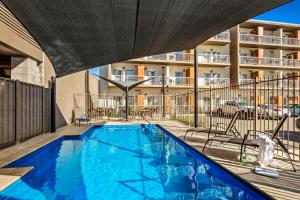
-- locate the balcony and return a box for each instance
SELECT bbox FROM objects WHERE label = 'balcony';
[141,52,192,63]
[240,33,300,49]
[198,54,230,65]
[198,78,229,87]
[204,31,230,45]
[240,56,300,68]
[111,75,229,87]
[128,52,230,66]
[210,31,230,41]
[167,77,194,87]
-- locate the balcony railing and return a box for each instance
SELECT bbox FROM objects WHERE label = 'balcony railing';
[209,31,230,41]
[240,56,300,67]
[198,78,229,87]
[136,52,230,64]
[142,52,192,62]
[240,33,300,46]
[168,77,194,86]
[111,75,229,87]
[198,54,230,64]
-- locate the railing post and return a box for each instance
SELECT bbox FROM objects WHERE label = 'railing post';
[50,76,56,133]
[253,77,258,138]
[194,48,199,128]
[14,80,18,142]
[162,68,166,118]
[174,94,177,120]
[125,87,129,121]
[209,86,212,127]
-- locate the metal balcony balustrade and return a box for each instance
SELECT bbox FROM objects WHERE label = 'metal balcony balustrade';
[135,52,230,64]
[198,54,230,64]
[111,75,229,87]
[239,78,300,89]
[198,78,230,87]
[240,33,300,46]
[208,31,230,41]
[142,52,192,62]
[240,56,300,67]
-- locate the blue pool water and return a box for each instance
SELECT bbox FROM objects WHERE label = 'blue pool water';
[0,125,270,200]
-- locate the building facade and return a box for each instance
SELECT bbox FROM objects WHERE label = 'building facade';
[98,20,300,106]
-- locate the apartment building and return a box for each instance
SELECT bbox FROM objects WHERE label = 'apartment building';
[237,20,300,83]
[99,31,231,106]
[98,20,300,106]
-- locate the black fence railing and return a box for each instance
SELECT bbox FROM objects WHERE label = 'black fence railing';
[170,76,300,161]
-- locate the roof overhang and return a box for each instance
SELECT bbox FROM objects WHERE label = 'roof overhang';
[1,0,290,77]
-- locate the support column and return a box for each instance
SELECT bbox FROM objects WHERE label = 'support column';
[194,48,199,128]
[278,28,283,45]
[122,67,126,82]
[125,87,128,121]
[229,25,240,85]
[50,76,56,133]
[162,67,166,118]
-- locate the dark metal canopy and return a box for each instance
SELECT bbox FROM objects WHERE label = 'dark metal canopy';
[1,0,289,77]
[96,75,155,120]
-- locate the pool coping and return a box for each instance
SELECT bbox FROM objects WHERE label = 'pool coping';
[0,123,274,199]
[0,125,93,191]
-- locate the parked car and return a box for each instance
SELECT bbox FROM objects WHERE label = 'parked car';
[259,104,290,119]
[214,100,254,119]
[284,104,300,117]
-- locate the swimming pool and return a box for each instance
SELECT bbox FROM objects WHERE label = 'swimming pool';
[0,125,271,200]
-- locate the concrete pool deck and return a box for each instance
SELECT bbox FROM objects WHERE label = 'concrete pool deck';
[0,120,299,199]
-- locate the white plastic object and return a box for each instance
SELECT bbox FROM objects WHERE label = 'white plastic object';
[253,134,275,167]
[254,167,279,178]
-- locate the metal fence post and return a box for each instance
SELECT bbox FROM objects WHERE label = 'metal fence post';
[253,77,258,138]
[14,80,18,142]
[50,76,56,133]
[209,86,212,127]
[162,70,166,118]
[194,48,199,128]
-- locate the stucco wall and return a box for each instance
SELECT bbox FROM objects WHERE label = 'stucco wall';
[43,56,101,128]
[56,71,87,128]
[88,73,99,95]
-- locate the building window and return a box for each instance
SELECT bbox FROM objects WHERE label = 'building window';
[240,74,247,80]
[146,70,156,77]
[113,69,122,75]
[175,71,184,85]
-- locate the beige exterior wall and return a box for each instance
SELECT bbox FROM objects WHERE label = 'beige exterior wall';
[88,73,99,95]
[56,71,87,128]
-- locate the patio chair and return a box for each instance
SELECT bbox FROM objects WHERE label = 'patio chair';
[75,114,91,127]
[74,107,91,127]
[202,114,296,172]
[184,111,240,140]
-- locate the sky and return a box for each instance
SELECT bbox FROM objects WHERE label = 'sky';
[255,0,300,24]
[89,0,300,76]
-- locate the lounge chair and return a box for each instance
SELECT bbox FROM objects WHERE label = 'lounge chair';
[202,114,296,172]
[184,111,240,140]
